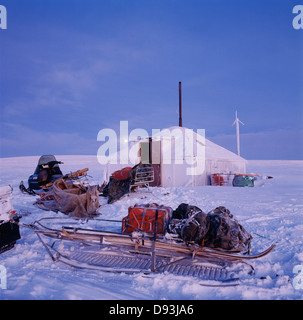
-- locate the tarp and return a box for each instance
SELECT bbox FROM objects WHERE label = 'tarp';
[35,179,99,218]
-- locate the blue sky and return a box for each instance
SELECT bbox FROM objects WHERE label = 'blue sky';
[0,0,302,159]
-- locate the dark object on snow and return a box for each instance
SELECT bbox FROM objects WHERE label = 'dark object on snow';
[102,177,132,204]
[169,204,252,251]
[102,163,154,204]
[0,216,21,254]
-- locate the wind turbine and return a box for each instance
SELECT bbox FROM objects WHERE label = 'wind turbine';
[232,111,244,156]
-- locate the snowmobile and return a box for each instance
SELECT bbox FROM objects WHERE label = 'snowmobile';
[19,155,63,195]
[0,186,21,254]
[19,155,88,195]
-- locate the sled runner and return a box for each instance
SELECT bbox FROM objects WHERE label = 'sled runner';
[34,223,275,261]
[35,236,241,285]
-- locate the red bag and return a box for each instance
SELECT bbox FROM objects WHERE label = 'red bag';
[122,203,173,235]
[111,167,132,180]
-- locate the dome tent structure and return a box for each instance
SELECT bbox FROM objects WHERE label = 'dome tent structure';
[103,126,246,187]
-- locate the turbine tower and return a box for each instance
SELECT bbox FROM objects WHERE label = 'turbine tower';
[232,110,244,156]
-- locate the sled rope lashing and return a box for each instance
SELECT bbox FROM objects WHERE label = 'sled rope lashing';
[132,208,151,232]
[125,208,154,234]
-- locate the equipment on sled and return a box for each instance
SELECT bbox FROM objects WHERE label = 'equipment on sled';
[169,204,253,251]
[122,203,173,234]
[19,155,88,195]
[0,186,21,254]
[30,216,275,285]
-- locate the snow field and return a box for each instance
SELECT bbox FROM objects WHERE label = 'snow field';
[0,156,302,300]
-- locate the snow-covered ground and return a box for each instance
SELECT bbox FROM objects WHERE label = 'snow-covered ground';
[0,156,303,300]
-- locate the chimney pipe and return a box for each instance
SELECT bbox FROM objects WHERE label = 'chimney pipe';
[179,81,182,127]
